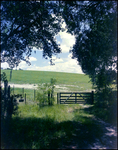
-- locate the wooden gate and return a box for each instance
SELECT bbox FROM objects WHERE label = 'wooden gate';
[57,91,94,104]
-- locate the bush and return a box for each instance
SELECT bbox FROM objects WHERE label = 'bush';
[36,78,56,107]
[93,88,117,125]
[1,72,19,120]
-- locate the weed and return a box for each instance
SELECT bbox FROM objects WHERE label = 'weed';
[36,78,56,107]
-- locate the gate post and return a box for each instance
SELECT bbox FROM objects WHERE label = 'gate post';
[57,93,59,104]
[91,91,94,104]
[48,91,50,105]
[22,88,24,97]
[59,93,61,104]
[34,89,35,101]
[75,93,77,104]
[25,93,26,104]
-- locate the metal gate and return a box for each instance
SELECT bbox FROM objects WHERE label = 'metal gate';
[57,91,94,104]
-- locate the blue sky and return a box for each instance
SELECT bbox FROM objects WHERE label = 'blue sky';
[1,22,84,74]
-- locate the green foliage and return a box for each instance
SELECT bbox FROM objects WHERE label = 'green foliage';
[1,72,8,82]
[1,72,19,120]
[36,78,56,107]
[1,1,62,68]
[64,1,117,108]
[71,1,117,81]
[2,104,110,149]
[92,89,117,125]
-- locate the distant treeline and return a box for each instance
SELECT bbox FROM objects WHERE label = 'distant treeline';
[2,68,23,70]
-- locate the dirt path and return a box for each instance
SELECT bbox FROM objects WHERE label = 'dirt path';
[81,105,117,149]
[1,83,68,91]
[62,105,117,149]
[90,117,117,149]
[81,104,117,149]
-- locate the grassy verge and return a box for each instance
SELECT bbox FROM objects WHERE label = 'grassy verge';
[1,104,104,149]
[83,90,117,126]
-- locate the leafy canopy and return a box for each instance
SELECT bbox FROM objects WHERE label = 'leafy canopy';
[1,1,63,68]
[62,1,117,89]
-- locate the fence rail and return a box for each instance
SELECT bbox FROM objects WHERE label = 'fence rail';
[57,91,94,104]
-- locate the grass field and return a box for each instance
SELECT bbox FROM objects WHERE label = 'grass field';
[1,69,93,93]
[1,69,92,86]
[1,69,93,104]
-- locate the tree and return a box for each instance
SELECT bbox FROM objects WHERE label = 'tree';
[1,1,63,68]
[62,1,117,90]
[1,1,117,91]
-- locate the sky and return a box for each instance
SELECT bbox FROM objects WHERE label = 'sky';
[1,22,84,74]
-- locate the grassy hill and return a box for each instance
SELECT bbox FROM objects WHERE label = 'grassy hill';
[1,70,93,99]
[1,69,92,86]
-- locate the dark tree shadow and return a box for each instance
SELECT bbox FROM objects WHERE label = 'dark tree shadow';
[1,113,104,149]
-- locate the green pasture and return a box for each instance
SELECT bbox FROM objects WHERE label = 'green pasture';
[1,69,93,93]
[1,69,92,86]
[1,69,93,102]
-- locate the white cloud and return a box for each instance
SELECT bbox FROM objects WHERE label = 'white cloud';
[55,58,63,63]
[1,55,83,74]
[68,53,73,58]
[62,21,66,29]
[32,47,43,51]
[32,20,75,54]
[56,31,75,53]
[51,56,63,63]
[29,56,37,62]
[1,62,9,69]
[26,60,83,74]
[25,54,84,74]
[16,61,27,70]
[1,56,37,70]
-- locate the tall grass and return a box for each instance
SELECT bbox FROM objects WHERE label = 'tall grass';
[2,104,104,149]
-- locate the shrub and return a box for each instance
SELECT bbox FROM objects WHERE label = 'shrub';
[1,72,19,120]
[36,78,56,107]
[93,88,117,125]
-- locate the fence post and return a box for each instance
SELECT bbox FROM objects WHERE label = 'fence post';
[4,80,8,117]
[34,89,35,101]
[51,92,53,105]
[57,93,60,104]
[60,93,61,104]
[25,93,26,104]
[22,88,24,97]
[91,91,94,104]
[48,91,50,105]
[75,93,77,104]
[57,93,59,104]
[8,85,10,98]
[7,85,13,119]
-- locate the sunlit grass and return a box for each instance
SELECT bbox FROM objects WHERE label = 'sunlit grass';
[17,104,82,122]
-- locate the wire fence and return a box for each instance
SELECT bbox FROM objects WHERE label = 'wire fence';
[10,87,57,105]
[10,87,37,104]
